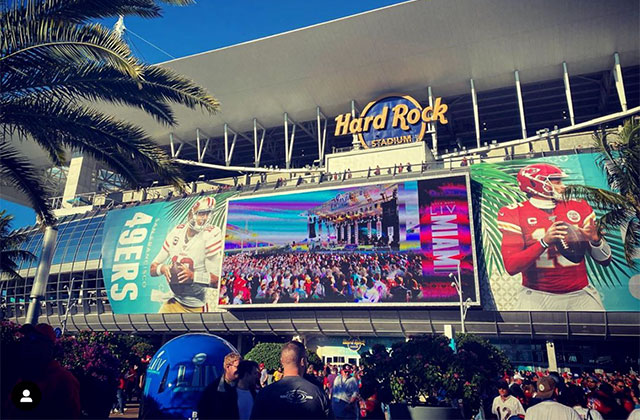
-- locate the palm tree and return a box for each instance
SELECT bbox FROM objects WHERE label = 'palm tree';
[1,0,220,226]
[565,118,640,268]
[0,211,35,281]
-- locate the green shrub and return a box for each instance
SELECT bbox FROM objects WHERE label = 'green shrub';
[245,342,323,371]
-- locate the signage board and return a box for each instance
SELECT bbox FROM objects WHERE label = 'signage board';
[334,94,448,149]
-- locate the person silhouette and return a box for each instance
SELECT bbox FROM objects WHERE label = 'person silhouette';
[20,389,33,403]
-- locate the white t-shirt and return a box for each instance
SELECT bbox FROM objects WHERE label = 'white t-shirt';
[237,388,254,420]
[491,395,525,420]
[525,400,581,420]
[572,406,604,420]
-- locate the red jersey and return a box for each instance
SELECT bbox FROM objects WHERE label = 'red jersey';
[497,199,595,293]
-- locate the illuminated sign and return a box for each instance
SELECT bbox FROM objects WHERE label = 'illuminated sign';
[334,95,448,149]
[342,338,366,352]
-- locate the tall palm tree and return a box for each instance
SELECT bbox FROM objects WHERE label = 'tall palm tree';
[565,118,640,268]
[0,211,35,280]
[1,0,220,226]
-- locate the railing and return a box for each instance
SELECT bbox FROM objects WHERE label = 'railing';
[52,126,616,210]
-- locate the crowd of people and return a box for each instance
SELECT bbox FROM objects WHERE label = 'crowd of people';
[197,343,384,420]
[489,370,640,420]
[220,251,427,305]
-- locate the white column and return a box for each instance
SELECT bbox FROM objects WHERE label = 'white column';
[62,154,96,208]
[515,70,527,140]
[470,79,481,149]
[613,52,628,112]
[562,62,576,126]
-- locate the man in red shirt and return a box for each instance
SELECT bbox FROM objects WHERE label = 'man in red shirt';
[497,163,612,311]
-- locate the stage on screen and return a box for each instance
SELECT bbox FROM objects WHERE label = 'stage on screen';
[221,174,480,308]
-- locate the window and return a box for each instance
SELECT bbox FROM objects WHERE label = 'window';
[158,364,171,393]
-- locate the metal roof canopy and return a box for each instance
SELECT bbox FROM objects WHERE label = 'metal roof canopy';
[122,0,639,144]
[9,310,640,339]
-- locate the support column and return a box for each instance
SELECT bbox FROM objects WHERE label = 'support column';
[546,340,558,372]
[613,52,628,112]
[562,62,576,126]
[26,226,58,324]
[515,70,527,140]
[470,79,481,149]
[62,154,96,208]
[351,100,361,150]
[428,86,438,156]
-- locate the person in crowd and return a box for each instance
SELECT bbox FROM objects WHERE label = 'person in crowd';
[4,324,81,419]
[273,366,284,382]
[259,363,268,388]
[332,364,359,419]
[525,376,581,420]
[236,360,260,420]
[613,379,635,415]
[325,366,338,396]
[563,383,604,420]
[491,380,525,420]
[251,341,331,419]
[197,352,241,420]
[112,374,126,414]
[374,165,381,176]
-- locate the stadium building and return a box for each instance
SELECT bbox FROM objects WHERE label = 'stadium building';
[2,0,639,371]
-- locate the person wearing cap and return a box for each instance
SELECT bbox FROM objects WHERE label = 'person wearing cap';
[331,364,359,419]
[491,380,525,420]
[525,376,581,420]
[4,323,81,419]
[259,363,268,388]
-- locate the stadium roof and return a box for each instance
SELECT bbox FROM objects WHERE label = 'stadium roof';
[125,0,639,144]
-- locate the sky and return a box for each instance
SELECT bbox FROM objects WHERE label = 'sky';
[1,0,408,230]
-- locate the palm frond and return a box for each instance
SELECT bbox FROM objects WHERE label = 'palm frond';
[2,100,185,190]
[622,217,640,268]
[2,63,219,125]
[2,20,142,80]
[0,142,55,225]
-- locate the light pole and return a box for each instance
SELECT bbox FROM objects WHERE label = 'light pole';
[449,264,472,334]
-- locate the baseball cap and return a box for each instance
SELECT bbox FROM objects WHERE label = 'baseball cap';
[536,376,556,399]
[20,323,56,343]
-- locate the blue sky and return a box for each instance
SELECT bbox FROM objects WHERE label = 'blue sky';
[1,0,407,230]
[106,0,409,64]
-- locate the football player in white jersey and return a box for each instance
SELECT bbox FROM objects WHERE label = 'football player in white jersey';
[150,196,223,313]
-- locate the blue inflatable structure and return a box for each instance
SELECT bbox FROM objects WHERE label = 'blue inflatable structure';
[141,333,237,419]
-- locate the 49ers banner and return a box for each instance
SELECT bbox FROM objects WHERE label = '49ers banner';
[101,192,233,314]
[471,152,640,311]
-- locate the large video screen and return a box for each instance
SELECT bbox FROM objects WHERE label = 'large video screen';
[101,192,234,314]
[471,152,640,311]
[221,174,479,307]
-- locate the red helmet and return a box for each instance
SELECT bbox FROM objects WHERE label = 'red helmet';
[188,196,216,232]
[517,163,567,200]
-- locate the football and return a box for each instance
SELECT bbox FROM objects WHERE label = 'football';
[554,222,587,263]
[169,262,182,283]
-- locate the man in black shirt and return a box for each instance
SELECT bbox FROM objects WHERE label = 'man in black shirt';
[251,341,332,419]
[197,352,241,419]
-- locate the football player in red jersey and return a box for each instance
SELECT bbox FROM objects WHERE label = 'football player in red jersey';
[497,163,612,311]
[150,197,223,313]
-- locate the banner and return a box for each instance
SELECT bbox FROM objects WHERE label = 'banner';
[101,192,233,314]
[471,152,640,311]
[221,175,478,307]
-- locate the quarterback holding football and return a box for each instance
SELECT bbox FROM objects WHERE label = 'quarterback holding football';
[150,197,223,313]
[497,163,612,311]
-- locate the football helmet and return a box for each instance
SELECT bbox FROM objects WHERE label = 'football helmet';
[517,163,567,200]
[188,196,216,232]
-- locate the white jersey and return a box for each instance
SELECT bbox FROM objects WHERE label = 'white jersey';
[491,395,524,420]
[525,400,581,420]
[153,223,223,307]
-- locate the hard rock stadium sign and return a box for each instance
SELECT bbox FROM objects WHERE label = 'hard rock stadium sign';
[334,94,448,149]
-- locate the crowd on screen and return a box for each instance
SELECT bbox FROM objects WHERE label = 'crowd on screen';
[219,251,426,305]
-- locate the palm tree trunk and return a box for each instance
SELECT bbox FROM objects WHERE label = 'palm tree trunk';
[25,225,58,324]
